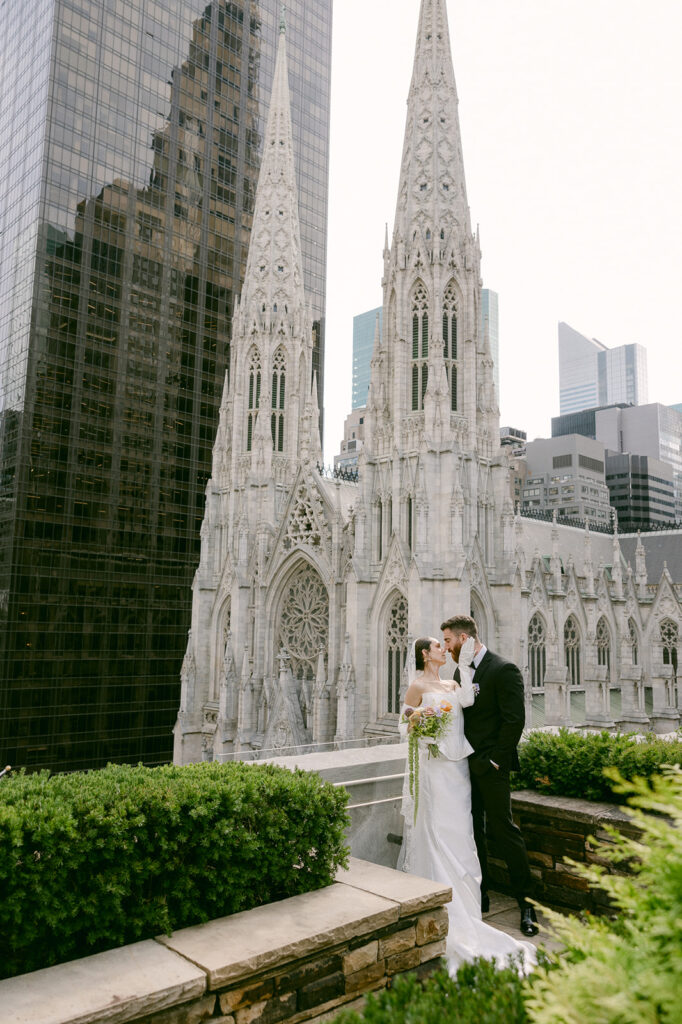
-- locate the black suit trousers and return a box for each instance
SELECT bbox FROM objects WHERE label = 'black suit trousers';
[470,764,532,906]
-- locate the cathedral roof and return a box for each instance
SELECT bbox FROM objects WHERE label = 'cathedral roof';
[620,530,682,584]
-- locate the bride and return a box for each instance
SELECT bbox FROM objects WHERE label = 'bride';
[399,635,536,972]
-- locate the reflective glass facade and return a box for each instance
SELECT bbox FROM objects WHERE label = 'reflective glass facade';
[352,307,381,410]
[0,0,332,771]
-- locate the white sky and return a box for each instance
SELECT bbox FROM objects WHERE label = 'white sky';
[322,0,682,463]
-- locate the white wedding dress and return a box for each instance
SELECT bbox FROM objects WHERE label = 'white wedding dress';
[399,674,536,973]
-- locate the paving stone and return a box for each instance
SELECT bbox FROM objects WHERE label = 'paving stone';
[143,994,217,1024]
[297,971,346,1012]
[0,940,206,1024]
[378,926,416,959]
[234,993,296,1024]
[342,941,377,976]
[276,954,343,995]
[159,884,398,989]
[385,947,421,975]
[415,908,448,945]
[344,960,387,994]
[417,939,447,963]
[220,980,275,1013]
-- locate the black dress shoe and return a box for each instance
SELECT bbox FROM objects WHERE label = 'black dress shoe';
[520,906,539,937]
[481,892,490,914]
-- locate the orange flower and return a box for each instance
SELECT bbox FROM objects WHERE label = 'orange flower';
[439,701,452,712]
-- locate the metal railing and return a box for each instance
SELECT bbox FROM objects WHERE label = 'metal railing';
[315,461,359,483]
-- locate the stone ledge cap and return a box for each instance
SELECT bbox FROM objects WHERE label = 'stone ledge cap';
[512,788,635,827]
[157,880,399,989]
[336,857,451,916]
[0,939,206,1024]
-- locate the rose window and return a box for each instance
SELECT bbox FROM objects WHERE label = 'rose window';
[278,564,328,680]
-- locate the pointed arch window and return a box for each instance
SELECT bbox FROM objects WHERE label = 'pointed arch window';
[442,282,458,411]
[271,347,286,452]
[661,619,679,676]
[564,615,581,687]
[246,350,261,451]
[596,617,611,681]
[629,619,639,666]
[528,613,546,689]
[411,284,429,410]
[387,594,408,714]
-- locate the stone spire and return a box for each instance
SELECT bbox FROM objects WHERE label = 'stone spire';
[392,0,472,256]
[238,20,305,328]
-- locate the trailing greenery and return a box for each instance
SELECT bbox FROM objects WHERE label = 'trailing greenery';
[524,766,682,1024]
[0,760,349,980]
[514,728,682,803]
[333,955,532,1024]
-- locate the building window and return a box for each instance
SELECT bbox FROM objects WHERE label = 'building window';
[528,613,546,689]
[411,284,428,410]
[442,281,458,411]
[386,593,408,714]
[406,495,413,551]
[564,615,581,687]
[628,619,639,665]
[246,349,261,451]
[270,347,286,452]
[596,617,611,681]
[661,619,679,676]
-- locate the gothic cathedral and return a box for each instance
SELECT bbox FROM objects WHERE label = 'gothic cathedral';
[174,1,681,765]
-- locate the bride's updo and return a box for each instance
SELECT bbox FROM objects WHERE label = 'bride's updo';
[414,637,432,671]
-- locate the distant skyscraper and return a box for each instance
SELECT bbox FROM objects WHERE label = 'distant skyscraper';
[553,402,682,521]
[352,307,382,410]
[0,0,332,772]
[558,322,648,415]
[481,289,499,404]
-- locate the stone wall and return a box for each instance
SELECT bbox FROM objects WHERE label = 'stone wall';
[489,789,639,911]
[1,860,450,1024]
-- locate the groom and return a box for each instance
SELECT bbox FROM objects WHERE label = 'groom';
[441,614,538,938]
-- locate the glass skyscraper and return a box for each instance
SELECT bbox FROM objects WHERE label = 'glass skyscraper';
[0,0,332,772]
[352,306,381,410]
[558,322,648,416]
[481,288,499,406]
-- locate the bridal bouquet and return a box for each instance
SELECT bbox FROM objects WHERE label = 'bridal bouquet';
[403,699,452,822]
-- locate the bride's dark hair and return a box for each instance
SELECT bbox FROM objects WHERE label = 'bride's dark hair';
[414,637,432,672]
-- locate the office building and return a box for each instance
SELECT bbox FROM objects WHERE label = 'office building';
[0,0,332,771]
[558,322,648,415]
[481,288,499,405]
[523,435,612,523]
[554,402,682,522]
[552,404,630,441]
[334,408,365,473]
[605,453,675,531]
[352,308,382,410]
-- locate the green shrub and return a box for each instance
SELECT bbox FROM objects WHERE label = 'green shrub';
[514,729,682,803]
[524,766,682,1024]
[332,956,531,1024]
[0,761,349,979]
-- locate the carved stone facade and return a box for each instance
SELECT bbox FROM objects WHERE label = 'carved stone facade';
[174,2,681,765]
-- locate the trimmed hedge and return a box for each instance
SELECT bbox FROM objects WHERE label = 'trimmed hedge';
[333,955,534,1024]
[514,729,682,803]
[0,761,349,980]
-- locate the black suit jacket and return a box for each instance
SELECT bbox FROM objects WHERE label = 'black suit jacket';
[461,649,525,773]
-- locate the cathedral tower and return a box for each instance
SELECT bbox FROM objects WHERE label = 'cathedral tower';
[349,0,509,731]
[174,18,325,763]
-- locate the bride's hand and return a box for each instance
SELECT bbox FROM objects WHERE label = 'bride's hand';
[458,636,476,667]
